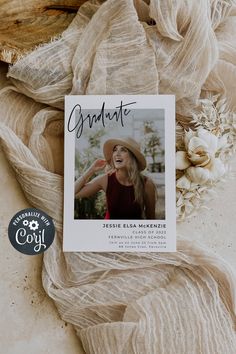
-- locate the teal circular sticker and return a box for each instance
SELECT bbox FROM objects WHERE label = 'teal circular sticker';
[8,208,55,255]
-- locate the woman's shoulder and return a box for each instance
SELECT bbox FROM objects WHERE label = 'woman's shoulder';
[144,176,156,192]
[92,173,108,191]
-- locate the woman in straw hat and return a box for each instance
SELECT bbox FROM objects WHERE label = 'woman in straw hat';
[75,137,156,219]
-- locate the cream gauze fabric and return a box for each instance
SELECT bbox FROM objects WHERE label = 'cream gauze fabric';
[0,0,236,353]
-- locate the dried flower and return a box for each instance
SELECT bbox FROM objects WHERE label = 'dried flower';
[176,128,226,184]
[176,96,236,220]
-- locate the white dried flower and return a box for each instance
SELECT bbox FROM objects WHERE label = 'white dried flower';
[176,96,236,221]
[176,128,226,185]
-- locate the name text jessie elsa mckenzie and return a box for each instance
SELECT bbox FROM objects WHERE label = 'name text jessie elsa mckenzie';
[102,223,166,228]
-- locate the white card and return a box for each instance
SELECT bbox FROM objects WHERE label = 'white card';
[63,95,176,252]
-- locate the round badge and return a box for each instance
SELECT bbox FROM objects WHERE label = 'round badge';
[8,208,55,255]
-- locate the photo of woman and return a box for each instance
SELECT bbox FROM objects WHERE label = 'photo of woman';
[75,137,156,219]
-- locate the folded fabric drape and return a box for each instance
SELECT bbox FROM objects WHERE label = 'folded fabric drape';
[0,0,236,353]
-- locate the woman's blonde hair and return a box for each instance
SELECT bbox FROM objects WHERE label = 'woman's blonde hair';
[108,148,146,217]
[126,151,146,216]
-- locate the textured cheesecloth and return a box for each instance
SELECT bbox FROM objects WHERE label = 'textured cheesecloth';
[0,0,236,353]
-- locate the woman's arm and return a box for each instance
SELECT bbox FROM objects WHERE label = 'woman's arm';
[75,159,107,199]
[144,178,156,219]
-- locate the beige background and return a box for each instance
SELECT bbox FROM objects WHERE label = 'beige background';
[0,145,235,353]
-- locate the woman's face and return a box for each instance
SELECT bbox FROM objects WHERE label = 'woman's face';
[112,145,131,169]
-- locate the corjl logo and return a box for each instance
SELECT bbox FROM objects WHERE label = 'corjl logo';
[8,208,55,255]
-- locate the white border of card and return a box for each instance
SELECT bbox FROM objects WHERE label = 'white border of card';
[63,95,176,252]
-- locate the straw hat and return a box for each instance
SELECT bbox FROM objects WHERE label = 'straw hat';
[103,137,146,171]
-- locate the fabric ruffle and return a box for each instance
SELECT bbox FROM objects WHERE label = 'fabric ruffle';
[0,0,236,353]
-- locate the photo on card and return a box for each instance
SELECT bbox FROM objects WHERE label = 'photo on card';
[64,95,176,252]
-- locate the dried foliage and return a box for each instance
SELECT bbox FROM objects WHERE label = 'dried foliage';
[176,95,236,220]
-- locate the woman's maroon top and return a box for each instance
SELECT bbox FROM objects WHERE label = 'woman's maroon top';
[105,172,142,219]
